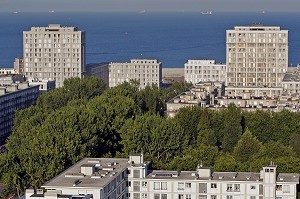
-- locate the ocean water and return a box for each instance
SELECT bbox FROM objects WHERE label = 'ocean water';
[0,12,299,68]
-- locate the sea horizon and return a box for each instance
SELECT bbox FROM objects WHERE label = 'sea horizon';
[0,12,299,68]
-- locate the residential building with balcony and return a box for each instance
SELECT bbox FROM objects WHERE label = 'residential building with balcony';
[226,25,288,97]
[23,24,86,88]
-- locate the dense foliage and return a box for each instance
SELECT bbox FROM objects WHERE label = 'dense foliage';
[1,77,300,196]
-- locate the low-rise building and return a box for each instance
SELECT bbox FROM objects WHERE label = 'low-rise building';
[0,81,39,144]
[166,82,300,117]
[282,65,300,95]
[27,77,56,93]
[0,68,17,75]
[184,60,226,85]
[166,81,224,117]
[26,154,299,199]
[109,59,162,88]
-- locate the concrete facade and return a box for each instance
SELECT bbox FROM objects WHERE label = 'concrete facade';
[26,155,299,199]
[226,25,288,97]
[23,24,86,88]
[184,60,226,84]
[0,81,39,144]
[14,57,24,74]
[109,59,162,89]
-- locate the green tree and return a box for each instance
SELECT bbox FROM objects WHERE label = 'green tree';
[121,114,188,168]
[197,109,216,146]
[221,104,243,152]
[173,106,204,145]
[214,153,239,172]
[289,132,300,156]
[233,128,262,162]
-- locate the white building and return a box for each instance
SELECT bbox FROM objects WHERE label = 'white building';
[27,77,56,93]
[23,24,86,88]
[0,68,17,75]
[109,59,162,88]
[282,65,300,95]
[184,60,226,85]
[26,154,299,199]
[226,25,288,97]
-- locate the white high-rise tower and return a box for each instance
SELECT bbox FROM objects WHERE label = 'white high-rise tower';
[23,24,86,87]
[226,25,288,97]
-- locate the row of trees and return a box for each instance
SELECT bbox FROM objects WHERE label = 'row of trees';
[1,77,300,196]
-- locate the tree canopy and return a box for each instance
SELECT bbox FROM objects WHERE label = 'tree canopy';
[1,78,300,197]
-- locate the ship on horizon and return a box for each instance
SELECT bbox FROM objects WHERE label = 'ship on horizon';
[201,11,212,15]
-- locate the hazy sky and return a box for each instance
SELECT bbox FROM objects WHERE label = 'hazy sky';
[0,0,299,12]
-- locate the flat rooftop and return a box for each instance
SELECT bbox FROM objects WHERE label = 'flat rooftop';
[43,158,129,189]
[146,170,299,183]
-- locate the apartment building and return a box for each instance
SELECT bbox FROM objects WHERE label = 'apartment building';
[26,157,130,199]
[226,25,288,97]
[282,66,300,95]
[0,80,39,145]
[26,154,299,199]
[23,24,86,87]
[85,63,109,87]
[109,59,162,88]
[184,60,226,84]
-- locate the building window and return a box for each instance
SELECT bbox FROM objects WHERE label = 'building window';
[178,182,184,190]
[211,196,217,199]
[161,194,167,199]
[133,181,140,192]
[154,182,160,190]
[142,182,147,187]
[186,194,191,199]
[250,185,256,189]
[211,183,217,188]
[178,194,184,199]
[154,194,160,199]
[186,183,191,188]
[133,170,140,178]
[227,184,233,192]
[276,185,282,191]
[226,196,233,199]
[133,193,140,199]
[161,182,167,190]
[141,193,148,199]
[283,185,290,193]
[250,196,255,199]
[234,184,240,192]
